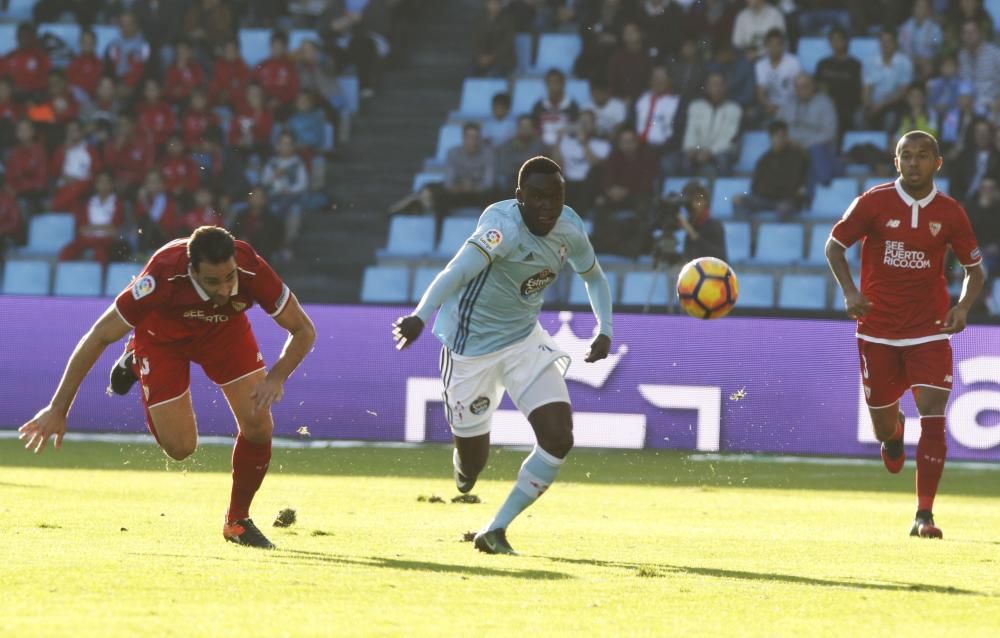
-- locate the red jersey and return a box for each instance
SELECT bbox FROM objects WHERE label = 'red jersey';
[254,58,299,106]
[4,46,51,92]
[831,180,982,344]
[181,206,223,233]
[103,136,155,187]
[228,105,274,146]
[0,100,23,121]
[136,101,177,148]
[161,155,200,194]
[6,142,48,194]
[210,57,250,105]
[181,108,218,147]
[66,53,103,96]
[114,239,290,344]
[164,62,205,103]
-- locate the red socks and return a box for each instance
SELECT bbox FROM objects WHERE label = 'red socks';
[227,433,272,523]
[916,416,947,512]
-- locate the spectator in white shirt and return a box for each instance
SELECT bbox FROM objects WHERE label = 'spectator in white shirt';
[677,71,742,177]
[755,28,800,120]
[959,19,1000,114]
[732,0,785,59]
[531,68,580,148]
[863,29,914,130]
[634,65,681,154]
[589,79,627,139]
[553,109,612,212]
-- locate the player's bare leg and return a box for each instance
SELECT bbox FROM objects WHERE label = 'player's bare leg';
[147,391,199,461]
[220,369,276,549]
[869,402,906,474]
[453,433,489,494]
[909,386,949,539]
[475,401,573,555]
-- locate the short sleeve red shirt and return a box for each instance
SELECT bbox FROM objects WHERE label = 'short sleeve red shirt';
[830,180,982,344]
[115,238,290,344]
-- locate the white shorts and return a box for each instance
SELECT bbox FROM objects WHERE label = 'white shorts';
[439,323,571,438]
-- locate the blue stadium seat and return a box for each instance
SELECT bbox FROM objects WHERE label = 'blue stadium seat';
[2,260,51,295]
[735,130,769,174]
[515,33,533,74]
[239,28,272,66]
[620,271,671,307]
[435,123,464,163]
[566,79,592,108]
[39,23,82,53]
[54,261,103,297]
[16,213,75,257]
[410,266,441,303]
[724,221,751,263]
[569,271,619,305]
[289,29,320,51]
[338,75,360,115]
[436,217,478,256]
[511,78,547,116]
[935,177,951,195]
[0,0,34,21]
[379,215,436,258]
[797,37,829,74]
[991,278,1000,316]
[457,78,510,119]
[753,222,805,264]
[360,266,409,303]
[862,176,891,192]
[808,178,860,218]
[532,33,582,75]
[805,225,834,265]
[662,176,708,197]
[412,171,444,192]
[779,274,828,310]
[322,122,336,151]
[711,178,751,218]
[104,262,141,297]
[843,130,888,153]
[989,0,1000,34]
[0,24,17,55]
[92,24,119,57]
[849,38,879,66]
[736,272,775,309]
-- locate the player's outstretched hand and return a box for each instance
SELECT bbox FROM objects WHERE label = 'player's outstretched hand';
[585,334,612,363]
[938,305,969,334]
[393,315,424,350]
[251,375,284,413]
[18,405,67,454]
[844,290,872,319]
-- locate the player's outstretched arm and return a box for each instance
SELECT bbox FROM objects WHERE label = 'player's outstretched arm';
[825,238,871,319]
[393,243,489,350]
[940,262,986,334]
[18,305,132,454]
[254,293,316,412]
[578,260,613,362]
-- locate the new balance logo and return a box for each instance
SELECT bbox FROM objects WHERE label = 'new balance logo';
[944,374,953,383]
[885,219,901,228]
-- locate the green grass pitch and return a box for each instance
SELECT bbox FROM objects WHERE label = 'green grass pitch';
[1,439,998,637]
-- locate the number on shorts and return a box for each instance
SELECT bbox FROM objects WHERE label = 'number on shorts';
[861,353,869,380]
[140,356,150,376]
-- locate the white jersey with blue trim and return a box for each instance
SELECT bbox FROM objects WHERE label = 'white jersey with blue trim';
[432,199,597,356]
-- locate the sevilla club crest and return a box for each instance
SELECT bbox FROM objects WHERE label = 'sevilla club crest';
[929,222,942,237]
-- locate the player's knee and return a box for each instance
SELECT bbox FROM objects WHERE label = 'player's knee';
[541,427,574,459]
[239,419,273,443]
[162,439,197,461]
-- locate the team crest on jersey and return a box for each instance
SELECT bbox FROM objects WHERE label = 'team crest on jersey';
[521,268,557,297]
[929,222,942,237]
[971,248,982,261]
[470,396,491,415]
[232,301,246,312]
[480,229,503,251]
[131,275,156,300]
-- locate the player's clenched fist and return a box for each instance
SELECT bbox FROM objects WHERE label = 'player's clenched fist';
[585,334,611,363]
[393,315,424,350]
[843,289,872,319]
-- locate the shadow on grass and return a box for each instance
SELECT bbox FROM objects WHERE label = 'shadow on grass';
[543,556,992,597]
[131,549,572,581]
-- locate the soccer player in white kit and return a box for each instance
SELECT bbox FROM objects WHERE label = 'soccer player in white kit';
[393,157,614,554]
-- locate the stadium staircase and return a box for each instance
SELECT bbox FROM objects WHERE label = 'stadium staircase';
[282,0,476,303]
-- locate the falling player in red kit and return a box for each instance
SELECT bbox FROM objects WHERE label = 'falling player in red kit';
[826,131,985,539]
[18,227,316,549]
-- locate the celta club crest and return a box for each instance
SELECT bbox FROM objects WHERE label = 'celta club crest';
[929,222,942,237]
[550,311,627,388]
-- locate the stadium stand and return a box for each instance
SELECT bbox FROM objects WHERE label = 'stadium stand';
[779,274,828,311]
[53,261,102,296]
[2,260,51,295]
[361,265,410,303]
[103,262,141,297]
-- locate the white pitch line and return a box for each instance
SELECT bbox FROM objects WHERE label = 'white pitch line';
[688,452,1000,472]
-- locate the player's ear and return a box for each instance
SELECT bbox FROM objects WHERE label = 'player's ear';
[515,187,523,205]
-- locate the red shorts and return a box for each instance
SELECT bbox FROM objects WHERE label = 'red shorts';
[132,320,265,414]
[857,338,953,408]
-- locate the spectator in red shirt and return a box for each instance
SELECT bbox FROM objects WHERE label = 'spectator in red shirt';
[105,12,150,88]
[6,119,49,214]
[50,120,101,213]
[254,31,300,116]
[136,78,177,150]
[228,83,274,154]
[0,175,25,253]
[210,39,250,108]
[0,78,23,148]
[44,71,81,127]
[103,115,154,193]
[161,133,201,202]
[180,89,219,149]
[593,128,659,257]
[4,23,52,98]
[134,169,180,252]
[66,29,104,99]
[164,40,206,106]
[181,186,224,233]
[59,170,128,265]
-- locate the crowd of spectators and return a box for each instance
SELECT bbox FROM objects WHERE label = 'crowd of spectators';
[0,0,418,267]
[402,0,998,309]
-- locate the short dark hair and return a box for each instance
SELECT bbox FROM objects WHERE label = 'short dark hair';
[768,119,788,134]
[828,26,848,41]
[270,30,288,45]
[188,226,236,271]
[492,92,511,108]
[545,68,566,82]
[462,121,481,134]
[517,156,562,188]
[896,130,940,157]
[764,28,785,43]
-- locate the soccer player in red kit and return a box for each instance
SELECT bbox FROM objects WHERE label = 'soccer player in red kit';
[18,227,316,549]
[826,131,985,539]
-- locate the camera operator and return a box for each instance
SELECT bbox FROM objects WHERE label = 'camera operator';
[679,181,727,262]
